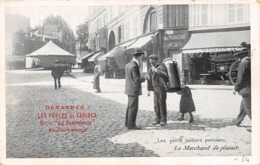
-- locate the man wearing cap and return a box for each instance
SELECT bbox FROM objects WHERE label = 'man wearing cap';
[51,60,64,90]
[233,51,251,127]
[124,47,146,130]
[146,54,168,126]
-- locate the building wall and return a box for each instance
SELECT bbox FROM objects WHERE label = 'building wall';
[189,4,250,30]
[5,14,31,70]
[5,14,30,39]
[185,4,250,84]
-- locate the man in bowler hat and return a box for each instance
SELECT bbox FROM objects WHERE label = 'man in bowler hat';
[51,60,64,89]
[233,52,251,126]
[146,54,168,126]
[124,47,146,130]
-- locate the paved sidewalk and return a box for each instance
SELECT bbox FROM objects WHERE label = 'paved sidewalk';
[69,69,234,90]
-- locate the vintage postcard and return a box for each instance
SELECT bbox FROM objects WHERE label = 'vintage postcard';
[0,0,259,165]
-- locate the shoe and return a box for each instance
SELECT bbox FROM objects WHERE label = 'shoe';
[160,122,166,126]
[152,122,160,125]
[189,118,194,123]
[178,117,184,121]
[128,126,142,130]
[58,86,61,88]
[231,119,240,127]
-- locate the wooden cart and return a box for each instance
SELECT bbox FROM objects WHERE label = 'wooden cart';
[209,50,250,85]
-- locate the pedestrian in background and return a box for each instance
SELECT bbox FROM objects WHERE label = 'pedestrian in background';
[176,78,195,123]
[93,60,102,93]
[146,54,168,126]
[233,52,251,127]
[51,60,63,90]
[124,47,146,130]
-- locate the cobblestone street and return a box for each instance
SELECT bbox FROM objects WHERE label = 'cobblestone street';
[5,69,251,158]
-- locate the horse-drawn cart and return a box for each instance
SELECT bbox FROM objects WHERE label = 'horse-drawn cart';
[209,49,250,85]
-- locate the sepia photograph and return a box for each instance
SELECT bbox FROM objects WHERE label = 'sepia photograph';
[0,1,259,165]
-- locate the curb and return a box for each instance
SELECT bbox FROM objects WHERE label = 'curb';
[70,73,234,91]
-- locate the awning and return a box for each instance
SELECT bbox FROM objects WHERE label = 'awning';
[212,55,237,61]
[127,33,157,49]
[88,51,104,62]
[98,39,136,62]
[81,52,94,60]
[117,39,137,49]
[98,46,125,61]
[182,30,250,53]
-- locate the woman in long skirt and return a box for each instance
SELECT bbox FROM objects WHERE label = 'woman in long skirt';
[93,61,101,93]
[176,80,196,123]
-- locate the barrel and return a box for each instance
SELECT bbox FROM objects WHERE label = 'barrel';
[163,58,181,92]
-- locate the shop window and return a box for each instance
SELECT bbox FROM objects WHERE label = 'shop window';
[228,4,246,23]
[185,53,211,80]
[167,5,188,27]
[192,4,209,26]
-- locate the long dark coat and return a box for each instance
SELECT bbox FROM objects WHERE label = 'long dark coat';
[234,57,251,96]
[93,65,101,89]
[124,60,145,96]
[51,64,63,78]
[179,86,196,113]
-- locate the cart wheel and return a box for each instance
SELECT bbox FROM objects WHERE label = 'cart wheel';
[228,60,240,85]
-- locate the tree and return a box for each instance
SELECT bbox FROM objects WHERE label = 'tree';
[76,22,89,51]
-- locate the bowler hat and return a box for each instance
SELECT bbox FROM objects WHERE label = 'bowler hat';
[132,47,144,55]
[149,54,158,59]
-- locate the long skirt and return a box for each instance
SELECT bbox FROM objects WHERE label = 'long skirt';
[93,75,100,90]
[179,96,196,113]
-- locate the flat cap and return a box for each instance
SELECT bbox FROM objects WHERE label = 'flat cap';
[149,54,158,59]
[55,60,59,63]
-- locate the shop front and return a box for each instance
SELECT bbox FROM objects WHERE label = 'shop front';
[182,30,250,85]
[162,29,190,79]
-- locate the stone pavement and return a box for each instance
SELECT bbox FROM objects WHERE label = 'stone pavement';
[5,69,251,158]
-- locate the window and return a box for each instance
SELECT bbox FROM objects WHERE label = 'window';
[103,14,106,26]
[99,17,102,28]
[133,18,138,36]
[118,25,122,43]
[95,19,99,32]
[124,22,129,41]
[193,4,209,26]
[228,4,245,23]
[96,35,99,49]
[150,11,156,31]
[167,5,188,27]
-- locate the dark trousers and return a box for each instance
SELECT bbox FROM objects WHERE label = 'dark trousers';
[125,96,139,128]
[54,77,61,89]
[153,87,167,123]
[236,95,251,125]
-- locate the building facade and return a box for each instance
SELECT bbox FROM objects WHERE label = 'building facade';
[87,5,189,78]
[183,4,250,84]
[87,4,250,83]
[5,14,31,69]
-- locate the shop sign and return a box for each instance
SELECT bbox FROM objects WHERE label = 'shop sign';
[201,47,244,53]
[164,30,190,49]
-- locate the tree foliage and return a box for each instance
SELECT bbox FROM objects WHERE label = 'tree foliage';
[76,22,88,50]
